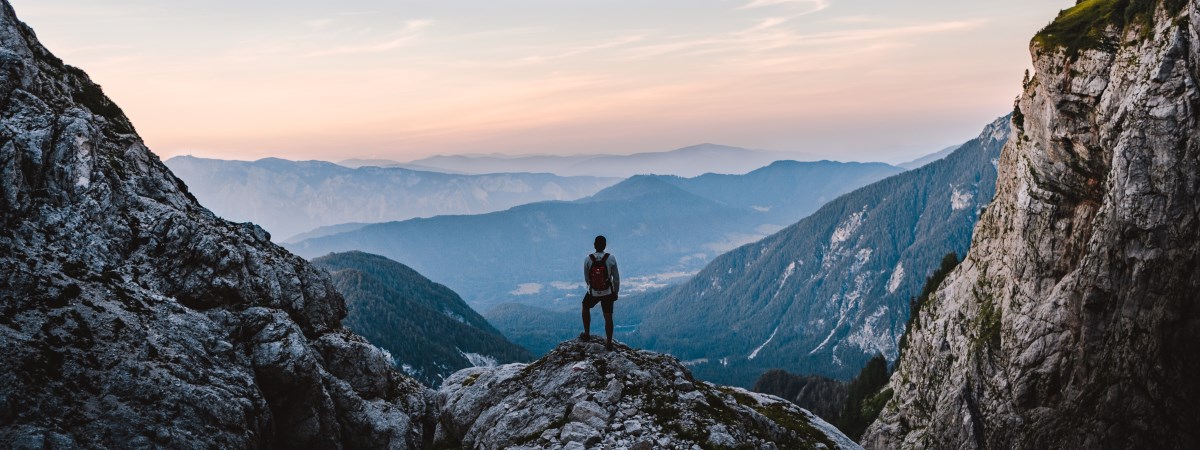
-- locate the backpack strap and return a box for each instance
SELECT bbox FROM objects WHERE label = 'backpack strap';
[599,253,609,264]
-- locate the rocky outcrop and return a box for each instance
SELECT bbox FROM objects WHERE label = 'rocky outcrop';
[0,1,427,448]
[865,1,1200,448]
[435,338,862,449]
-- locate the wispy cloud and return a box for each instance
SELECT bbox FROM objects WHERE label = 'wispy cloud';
[303,18,334,29]
[618,18,985,60]
[739,0,830,13]
[303,20,432,57]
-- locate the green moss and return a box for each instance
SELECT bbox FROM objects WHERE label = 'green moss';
[461,372,480,387]
[710,386,841,448]
[1033,0,1187,58]
[971,286,1003,353]
[755,403,840,449]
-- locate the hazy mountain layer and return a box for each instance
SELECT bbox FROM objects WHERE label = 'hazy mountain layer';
[165,155,618,240]
[406,143,811,178]
[287,160,899,310]
[898,144,960,170]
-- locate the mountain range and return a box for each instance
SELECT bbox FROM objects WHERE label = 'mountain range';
[285,160,901,310]
[342,143,811,178]
[164,155,619,241]
[312,252,532,386]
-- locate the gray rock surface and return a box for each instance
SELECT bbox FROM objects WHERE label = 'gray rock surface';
[434,338,863,450]
[0,1,427,448]
[864,2,1200,448]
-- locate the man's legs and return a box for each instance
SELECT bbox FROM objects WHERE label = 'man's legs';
[581,293,596,339]
[603,312,614,347]
[602,297,615,350]
[581,304,591,338]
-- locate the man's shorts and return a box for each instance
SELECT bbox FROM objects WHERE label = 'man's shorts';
[583,292,617,315]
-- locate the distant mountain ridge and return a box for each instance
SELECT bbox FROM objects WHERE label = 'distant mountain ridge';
[312,252,532,386]
[285,160,901,310]
[397,143,812,178]
[630,115,1010,384]
[165,155,619,240]
[898,144,960,170]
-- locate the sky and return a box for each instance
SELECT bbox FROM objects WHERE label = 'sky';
[10,0,1073,163]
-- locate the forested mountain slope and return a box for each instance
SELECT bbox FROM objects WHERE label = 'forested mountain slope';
[633,115,1009,384]
[313,252,532,386]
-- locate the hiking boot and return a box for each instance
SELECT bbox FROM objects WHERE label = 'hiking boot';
[606,342,614,352]
[579,332,591,341]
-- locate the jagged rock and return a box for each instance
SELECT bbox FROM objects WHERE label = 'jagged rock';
[865,1,1200,449]
[0,1,426,448]
[435,339,862,449]
[569,400,609,429]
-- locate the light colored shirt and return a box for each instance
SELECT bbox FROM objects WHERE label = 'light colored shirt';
[583,251,619,296]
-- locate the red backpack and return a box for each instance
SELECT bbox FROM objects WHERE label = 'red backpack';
[588,253,611,291]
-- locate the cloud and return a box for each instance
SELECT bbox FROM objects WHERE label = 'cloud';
[739,0,831,13]
[619,18,985,60]
[303,18,334,29]
[303,20,432,57]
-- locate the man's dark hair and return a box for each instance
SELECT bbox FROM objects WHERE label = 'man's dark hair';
[594,235,607,252]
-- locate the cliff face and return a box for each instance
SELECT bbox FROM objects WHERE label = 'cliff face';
[0,2,426,448]
[865,1,1200,448]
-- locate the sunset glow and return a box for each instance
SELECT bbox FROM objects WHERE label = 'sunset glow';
[12,0,1072,162]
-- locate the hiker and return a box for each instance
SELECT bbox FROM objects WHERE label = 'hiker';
[581,235,620,351]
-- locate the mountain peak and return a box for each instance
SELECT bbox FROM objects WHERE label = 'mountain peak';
[581,174,693,202]
[435,338,861,449]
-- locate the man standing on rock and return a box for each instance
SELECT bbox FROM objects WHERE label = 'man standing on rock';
[581,235,620,351]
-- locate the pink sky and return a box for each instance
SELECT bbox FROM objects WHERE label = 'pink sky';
[11,0,1073,163]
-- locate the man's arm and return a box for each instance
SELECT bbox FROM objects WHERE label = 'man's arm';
[609,256,619,295]
[583,256,591,289]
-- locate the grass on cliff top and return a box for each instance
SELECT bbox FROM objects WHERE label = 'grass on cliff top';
[1033,0,1187,57]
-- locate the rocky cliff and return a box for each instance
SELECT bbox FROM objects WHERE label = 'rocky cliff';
[434,338,862,450]
[865,1,1200,448]
[0,2,428,448]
